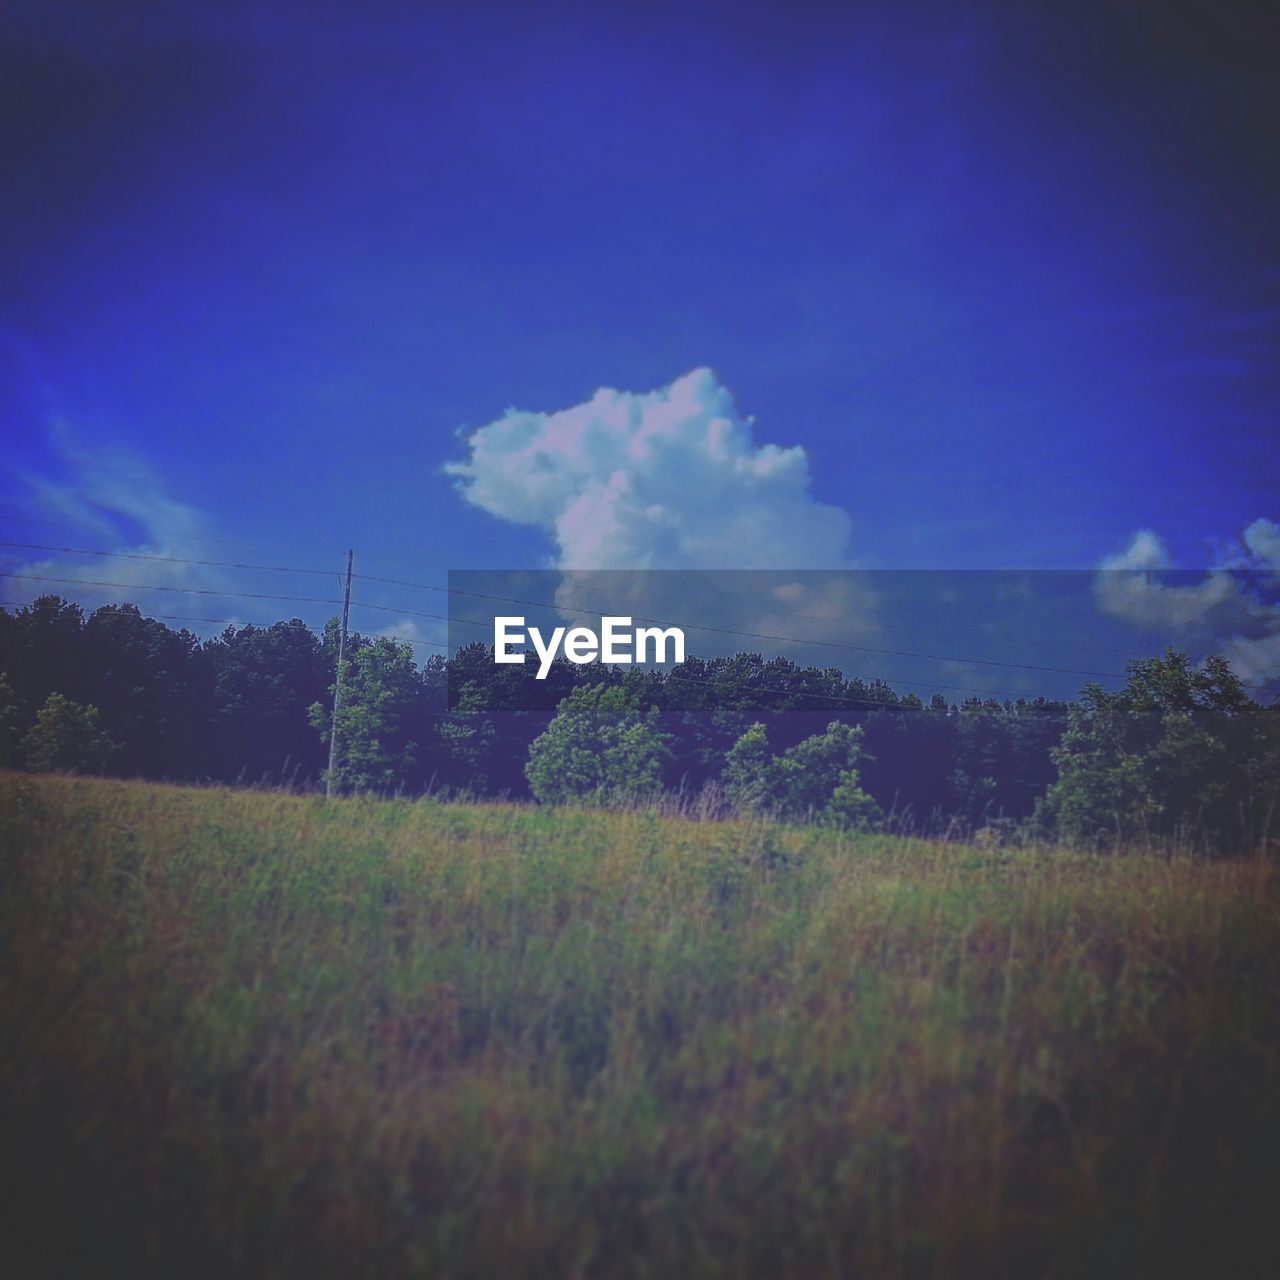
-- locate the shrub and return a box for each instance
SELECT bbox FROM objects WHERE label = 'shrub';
[724,719,881,828]
[526,681,671,804]
[19,693,118,775]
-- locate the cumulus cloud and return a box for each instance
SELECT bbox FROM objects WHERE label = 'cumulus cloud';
[446,369,884,654]
[446,368,853,571]
[1094,523,1280,686]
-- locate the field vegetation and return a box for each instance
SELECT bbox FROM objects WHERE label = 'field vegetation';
[2,772,1278,1278]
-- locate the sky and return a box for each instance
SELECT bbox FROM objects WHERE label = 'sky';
[2,0,1278,692]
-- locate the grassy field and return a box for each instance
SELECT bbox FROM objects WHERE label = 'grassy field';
[1,773,1278,1278]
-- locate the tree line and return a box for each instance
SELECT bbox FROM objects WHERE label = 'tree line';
[2,596,1277,852]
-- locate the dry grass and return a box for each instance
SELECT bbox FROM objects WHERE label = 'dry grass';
[1,771,1278,1278]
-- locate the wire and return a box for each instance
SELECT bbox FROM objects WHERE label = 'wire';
[0,597,451,650]
[366,576,1136,683]
[4,562,1264,692]
[0,516,452,569]
[660,669,1071,721]
[0,540,337,577]
[0,570,450,622]
[0,571,349,609]
[0,590,1057,700]
[355,566,1147,664]
[0,590,1075,709]
[1,555,1122,683]
[0,536,1160,667]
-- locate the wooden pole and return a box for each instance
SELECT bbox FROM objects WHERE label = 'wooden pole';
[326,549,353,798]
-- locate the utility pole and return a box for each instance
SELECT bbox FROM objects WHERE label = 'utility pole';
[326,549,354,799]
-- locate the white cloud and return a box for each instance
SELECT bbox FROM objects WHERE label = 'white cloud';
[375,618,446,653]
[8,429,230,618]
[1218,629,1280,685]
[1094,529,1242,629]
[1094,523,1280,685]
[447,370,886,656]
[1242,517,1280,570]
[446,368,853,570]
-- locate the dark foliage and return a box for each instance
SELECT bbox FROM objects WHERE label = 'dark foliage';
[3,598,1277,849]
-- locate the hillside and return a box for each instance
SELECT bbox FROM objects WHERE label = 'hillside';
[2,773,1278,1278]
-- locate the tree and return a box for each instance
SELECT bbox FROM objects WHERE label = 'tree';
[81,604,214,779]
[723,721,773,809]
[1042,650,1278,852]
[0,673,21,768]
[0,597,87,719]
[19,693,118,775]
[525,680,671,804]
[204,620,329,784]
[432,678,502,795]
[723,719,881,828]
[310,634,425,793]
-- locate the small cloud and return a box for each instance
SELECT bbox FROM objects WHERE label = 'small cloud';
[1094,522,1280,686]
[754,575,882,644]
[7,428,231,620]
[1095,529,1242,629]
[1218,629,1280,686]
[1242,517,1280,570]
[375,618,445,652]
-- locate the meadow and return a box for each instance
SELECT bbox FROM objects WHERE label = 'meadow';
[1,772,1277,1278]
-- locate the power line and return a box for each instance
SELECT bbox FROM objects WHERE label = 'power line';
[364,575,1137,683]
[0,569,452,625]
[355,567,1150,663]
[0,584,1080,705]
[0,568,1228,691]
[660,670,1072,721]
[0,516,453,570]
[0,588,1080,711]
[0,589,1068,719]
[0,535,1164,666]
[0,589,1053,700]
[4,564,1263,692]
[12,535,1258,686]
[412,579,1269,692]
[0,539,336,577]
[0,596,451,650]
[0,593,1189,722]
[0,571,350,609]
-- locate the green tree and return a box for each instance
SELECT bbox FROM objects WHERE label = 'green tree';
[433,678,502,795]
[0,596,87,717]
[81,604,214,779]
[1042,650,1278,852]
[723,719,881,828]
[204,619,329,784]
[310,634,424,793]
[723,721,773,809]
[19,693,118,775]
[525,680,671,804]
[0,672,21,767]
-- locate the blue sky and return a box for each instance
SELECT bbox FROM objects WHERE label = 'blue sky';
[3,1,1278,690]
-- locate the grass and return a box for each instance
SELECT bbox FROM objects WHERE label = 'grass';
[1,772,1278,1279]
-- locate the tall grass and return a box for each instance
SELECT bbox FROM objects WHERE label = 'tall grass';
[1,772,1277,1278]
